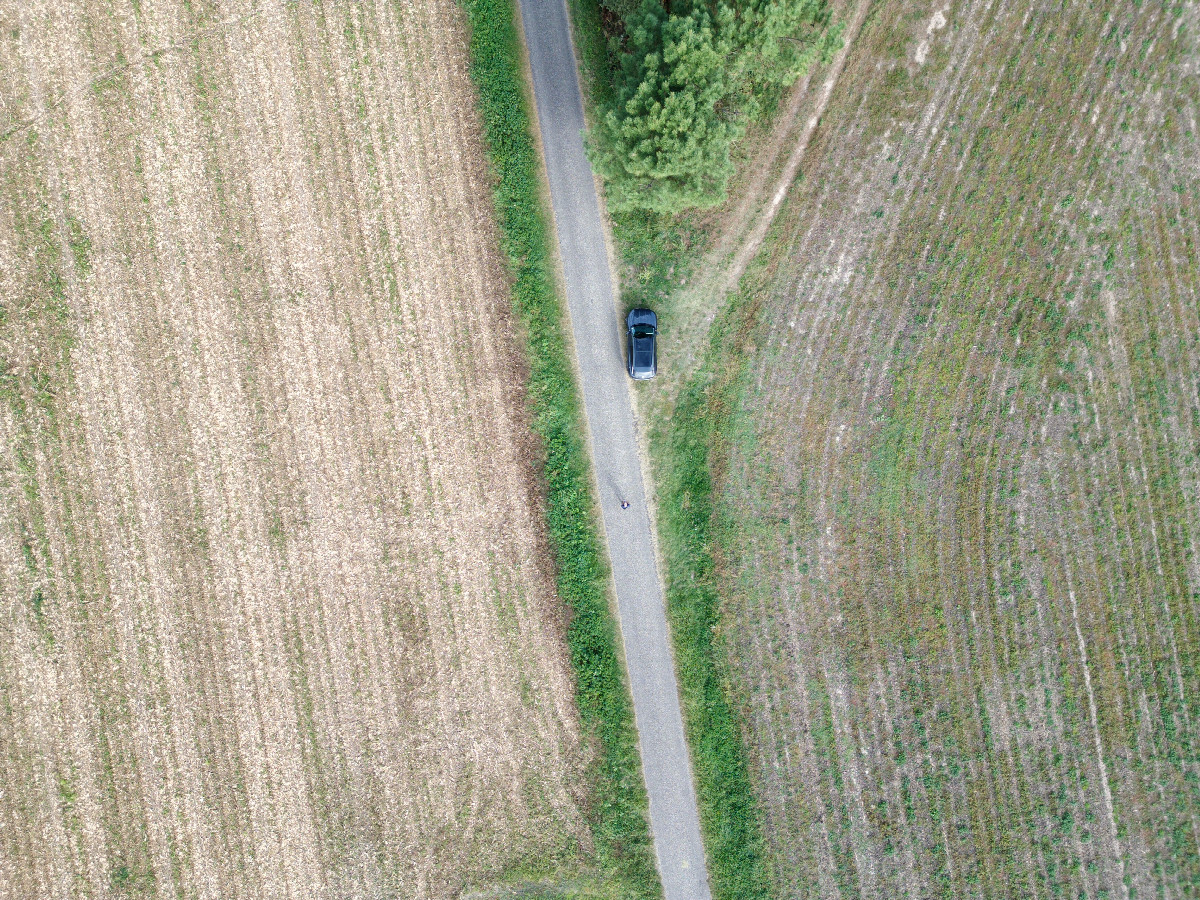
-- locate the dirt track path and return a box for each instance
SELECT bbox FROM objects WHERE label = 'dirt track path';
[668,0,873,382]
[0,2,585,897]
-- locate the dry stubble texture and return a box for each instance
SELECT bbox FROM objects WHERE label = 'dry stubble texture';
[0,2,587,897]
[715,0,1200,897]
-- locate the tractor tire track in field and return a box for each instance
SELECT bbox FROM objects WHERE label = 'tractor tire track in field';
[0,1,588,897]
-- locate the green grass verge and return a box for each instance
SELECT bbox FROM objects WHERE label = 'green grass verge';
[648,284,772,900]
[563,0,616,113]
[459,1,659,896]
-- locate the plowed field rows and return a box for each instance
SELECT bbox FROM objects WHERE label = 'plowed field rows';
[713,0,1200,897]
[0,2,586,897]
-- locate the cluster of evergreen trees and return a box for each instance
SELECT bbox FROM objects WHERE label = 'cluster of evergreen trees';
[590,0,838,215]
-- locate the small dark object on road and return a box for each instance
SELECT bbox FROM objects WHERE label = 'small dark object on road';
[625,308,657,379]
[621,500,631,510]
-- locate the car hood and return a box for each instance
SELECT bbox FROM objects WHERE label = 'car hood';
[627,308,657,329]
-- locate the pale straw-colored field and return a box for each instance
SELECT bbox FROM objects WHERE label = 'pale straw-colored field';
[0,2,587,897]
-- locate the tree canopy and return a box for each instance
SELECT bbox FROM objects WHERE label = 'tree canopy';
[590,0,837,215]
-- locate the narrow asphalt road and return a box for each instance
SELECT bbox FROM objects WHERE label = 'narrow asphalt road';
[514,2,712,898]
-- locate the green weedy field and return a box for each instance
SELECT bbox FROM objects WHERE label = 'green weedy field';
[683,0,1200,896]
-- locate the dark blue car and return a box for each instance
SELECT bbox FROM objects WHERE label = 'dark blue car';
[625,308,657,380]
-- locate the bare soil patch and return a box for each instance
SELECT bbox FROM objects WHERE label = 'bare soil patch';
[0,1,587,897]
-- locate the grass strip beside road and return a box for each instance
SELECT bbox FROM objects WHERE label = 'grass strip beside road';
[564,0,616,113]
[461,1,659,895]
[649,286,772,900]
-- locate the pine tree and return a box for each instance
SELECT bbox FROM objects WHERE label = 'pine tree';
[591,0,838,215]
[592,2,737,214]
[719,0,836,117]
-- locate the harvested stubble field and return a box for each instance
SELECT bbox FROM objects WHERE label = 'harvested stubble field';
[704,0,1200,896]
[0,1,590,897]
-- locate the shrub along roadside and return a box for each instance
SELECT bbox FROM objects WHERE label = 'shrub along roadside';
[648,284,772,900]
[459,0,660,895]
[566,0,705,315]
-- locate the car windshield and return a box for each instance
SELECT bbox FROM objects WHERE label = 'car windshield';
[633,326,655,337]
